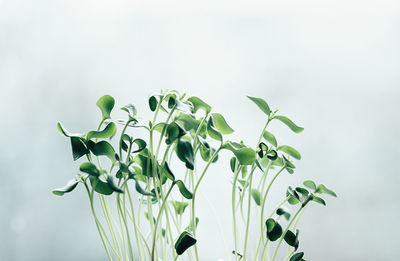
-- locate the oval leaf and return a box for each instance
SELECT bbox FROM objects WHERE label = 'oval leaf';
[188,96,212,114]
[175,180,193,199]
[247,96,271,116]
[52,179,79,196]
[290,252,304,261]
[79,162,100,177]
[265,218,282,241]
[251,189,261,206]
[87,122,117,140]
[96,95,115,120]
[316,184,337,197]
[170,201,189,215]
[211,113,234,134]
[89,176,113,195]
[274,115,304,133]
[263,130,277,147]
[88,140,116,162]
[149,96,157,111]
[207,117,222,141]
[176,139,194,170]
[175,231,197,255]
[303,180,316,191]
[278,145,301,160]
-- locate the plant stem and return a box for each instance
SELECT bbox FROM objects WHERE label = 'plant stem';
[271,207,303,261]
[151,183,175,261]
[232,164,241,261]
[242,166,256,261]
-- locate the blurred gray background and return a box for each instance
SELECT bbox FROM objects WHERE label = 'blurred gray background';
[1,0,399,260]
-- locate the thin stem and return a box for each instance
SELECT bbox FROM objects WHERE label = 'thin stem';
[271,207,303,261]
[243,166,256,260]
[232,164,242,261]
[151,183,175,261]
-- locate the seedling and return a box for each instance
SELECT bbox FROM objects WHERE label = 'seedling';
[53,91,336,261]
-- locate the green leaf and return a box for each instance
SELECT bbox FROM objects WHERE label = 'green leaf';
[132,138,147,153]
[87,122,117,140]
[230,157,237,172]
[247,96,271,116]
[207,117,222,141]
[134,180,154,196]
[188,96,212,114]
[88,140,116,162]
[265,218,282,241]
[166,122,185,144]
[303,180,317,191]
[290,252,304,261]
[162,162,175,181]
[266,150,278,161]
[263,130,277,147]
[106,175,124,193]
[278,145,301,160]
[79,162,100,176]
[316,184,337,197]
[176,139,194,170]
[70,137,89,161]
[57,122,81,137]
[258,142,268,158]
[175,113,200,132]
[52,179,79,196]
[175,180,193,199]
[251,189,261,206]
[211,113,234,134]
[175,231,197,255]
[288,196,300,205]
[223,142,256,165]
[274,115,304,133]
[121,104,137,118]
[89,176,113,195]
[171,201,189,215]
[284,230,299,250]
[295,187,309,196]
[312,195,326,206]
[276,207,291,221]
[149,96,157,111]
[96,95,115,120]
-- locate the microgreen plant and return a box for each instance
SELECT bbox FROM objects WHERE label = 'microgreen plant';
[53,91,336,261]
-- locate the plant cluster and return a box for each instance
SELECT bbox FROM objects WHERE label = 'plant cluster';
[53,90,336,261]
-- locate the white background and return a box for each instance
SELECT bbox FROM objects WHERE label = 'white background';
[1,0,399,260]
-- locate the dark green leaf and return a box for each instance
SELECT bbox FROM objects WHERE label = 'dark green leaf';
[258,142,268,158]
[274,115,304,133]
[316,184,337,197]
[175,180,193,199]
[162,162,175,181]
[106,175,124,193]
[52,179,79,196]
[247,96,271,116]
[96,95,115,120]
[168,96,176,109]
[132,138,146,153]
[166,122,185,144]
[295,187,309,196]
[70,137,89,161]
[290,252,304,261]
[176,139,194,170]
[175,113,200,132]
[284,230,299,250]
[211,113,234,134]
[79,162,100,176]
[188,96,212,114]
[171,201,189,215]
[175,231,197,255]
[267,150,278,160]
[263,130,277,147]
[303,180,316,191]
[88,140,116,162]
[135,180,154,196]
[251,189,261,206]
[279,145,301,160]
[87,122,117,140]
[149,96,157,111]
[89,176,113,195]
[265,218,282,241]
[276,207,291,221]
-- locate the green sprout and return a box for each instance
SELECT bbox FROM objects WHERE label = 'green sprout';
[53,91,336,261]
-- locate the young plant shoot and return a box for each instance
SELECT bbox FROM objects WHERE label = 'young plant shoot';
[53,91,336,261]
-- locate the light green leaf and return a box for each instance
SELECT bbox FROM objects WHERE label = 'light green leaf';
[57,122,81,137]
[89,176,113,195]
[121,104,137,118]
[251,189,261,206]
[263,130,277,147]
[211,113,234,134]
[188,96,212,114]
[223,142,256,165]
[96,95,115,120]
[303,180,316,191]
[247,96,271,116]
[278,145,301,160]
[87,122,117,140]
[316,184,337,197]
[170,201,189,215]
[88,140,116,162]
[312,195,326,206]
[79,162,100,177]
[207,117,222,141]
[274,115,304,133]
